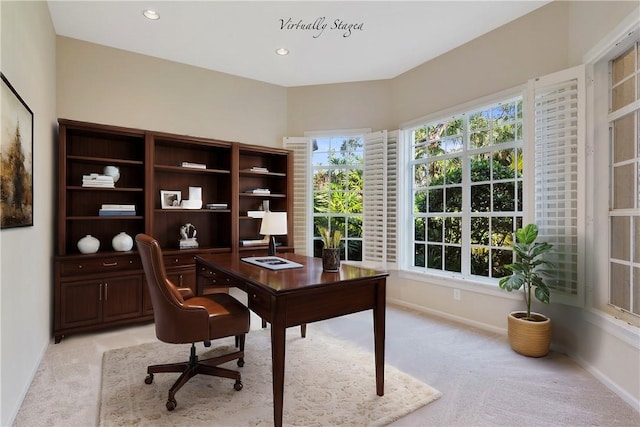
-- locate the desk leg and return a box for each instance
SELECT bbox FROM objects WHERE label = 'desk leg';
[374,279,386,396]
[271,318,286,427]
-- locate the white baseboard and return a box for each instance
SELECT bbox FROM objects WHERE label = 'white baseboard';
[387,297,507,336]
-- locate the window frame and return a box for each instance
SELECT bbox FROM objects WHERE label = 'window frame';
[400,89,526,284]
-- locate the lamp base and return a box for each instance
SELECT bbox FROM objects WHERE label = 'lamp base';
[268,235,276,256]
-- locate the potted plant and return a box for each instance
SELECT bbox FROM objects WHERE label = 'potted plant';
[318,226,342,271]
[498,223,554,357]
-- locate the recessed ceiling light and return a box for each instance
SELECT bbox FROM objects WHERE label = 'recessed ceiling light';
[142,9,160,20]
[275,48,289,56]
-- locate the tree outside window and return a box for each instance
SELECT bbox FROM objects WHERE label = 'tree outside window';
[312,136,364,261]
[410,98,524,279]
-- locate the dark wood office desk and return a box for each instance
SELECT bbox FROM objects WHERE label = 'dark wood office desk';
[195,252,388,427]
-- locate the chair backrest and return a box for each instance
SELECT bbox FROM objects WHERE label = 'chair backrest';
[135,234,208,344]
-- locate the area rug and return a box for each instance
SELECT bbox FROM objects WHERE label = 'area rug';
[99,328,441,426]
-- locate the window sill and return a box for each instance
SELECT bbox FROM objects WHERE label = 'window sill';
[397,268,520,301]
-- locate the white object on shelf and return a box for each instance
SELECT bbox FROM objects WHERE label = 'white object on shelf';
[112,232,133,251]
[189,186,202,200]
[77,235,100,254]
[103,166,120,183]
[181,162,206,169]
[247,211,265,218]
[181,199,202,209]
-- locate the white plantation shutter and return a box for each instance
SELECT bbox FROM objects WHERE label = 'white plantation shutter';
[386,131,398,264]
[363,130,398,265]
[363,131,387,263]
[528,65,585,306]
[283,137,311,255]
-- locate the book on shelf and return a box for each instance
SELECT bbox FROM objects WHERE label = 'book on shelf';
[99,209,136,216]
[206,203,228,210]
[101,204,136,211]
[245,188,270,194]
[180,161,206,169]
[240,237,269,246]
[82,174,114,188]
[249,166,269,173]
[247,210,265,218]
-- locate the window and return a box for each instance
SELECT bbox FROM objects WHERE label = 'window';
[609,42,640,317]
[407,96,524,279]
[311,136,364,261]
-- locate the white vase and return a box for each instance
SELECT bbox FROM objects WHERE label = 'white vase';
[112,232,133,251]
[77,235,100,254]
[103,165,120,183]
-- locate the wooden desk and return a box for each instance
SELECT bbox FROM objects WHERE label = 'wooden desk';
[195,252,388,427]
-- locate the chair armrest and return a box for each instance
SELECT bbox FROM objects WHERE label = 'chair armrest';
[176,287,195,300]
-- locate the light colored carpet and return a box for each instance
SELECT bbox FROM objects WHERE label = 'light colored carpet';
[98,327,441,426]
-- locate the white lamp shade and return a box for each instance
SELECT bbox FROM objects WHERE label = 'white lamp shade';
[260,211,287,236]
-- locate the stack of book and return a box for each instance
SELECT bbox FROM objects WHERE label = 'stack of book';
[99,204,136,216]
[82,174,114,188]
[206,203,228,210]
[245,188,270,194]
[180,161,206,169]
[249,166,269,173]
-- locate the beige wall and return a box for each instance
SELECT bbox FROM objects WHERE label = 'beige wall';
[286,80,392,135]
[57,37,288,147]
[390,1,571,126]
[0,1,57,425]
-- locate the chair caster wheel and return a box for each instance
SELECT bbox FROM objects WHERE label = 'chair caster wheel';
[237,358,244,367]
[166,399,177,411]
[145,374,154,384]
[234,380,243,391]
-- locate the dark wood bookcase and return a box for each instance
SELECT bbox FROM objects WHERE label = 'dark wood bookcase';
[54,119,293,342]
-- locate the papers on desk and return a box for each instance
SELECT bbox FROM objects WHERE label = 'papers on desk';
[241,256,303,270]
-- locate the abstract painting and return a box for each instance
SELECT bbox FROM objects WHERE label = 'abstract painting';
[1,73,33,228]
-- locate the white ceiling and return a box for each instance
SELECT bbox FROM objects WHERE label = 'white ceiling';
[47,1,548,87]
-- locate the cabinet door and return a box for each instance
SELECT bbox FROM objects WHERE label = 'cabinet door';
[60,280,103,329]
[102,275,143,322]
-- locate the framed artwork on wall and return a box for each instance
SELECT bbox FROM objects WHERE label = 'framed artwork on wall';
[1,73,34,229]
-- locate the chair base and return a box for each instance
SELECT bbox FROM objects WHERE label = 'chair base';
[145,339,245,411]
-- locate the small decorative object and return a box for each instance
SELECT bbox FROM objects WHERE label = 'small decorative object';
[1,73,34,229]
[103,165,120,183]
[77,234,100,254]
[499,223,554,357]
[179,223,199,249]
[318,226,342,271]
[112,232,133,252]
[181,186,203,209]
[160,190,181,209]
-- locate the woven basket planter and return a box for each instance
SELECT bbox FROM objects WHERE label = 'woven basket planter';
[507,311,551,357]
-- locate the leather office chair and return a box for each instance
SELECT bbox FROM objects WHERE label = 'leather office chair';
[135,234,250,411]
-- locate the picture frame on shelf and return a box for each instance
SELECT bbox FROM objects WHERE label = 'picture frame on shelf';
[160,190,181,209]
[1,73,34,229]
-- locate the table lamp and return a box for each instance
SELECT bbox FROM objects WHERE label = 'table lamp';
[260,211,287,256]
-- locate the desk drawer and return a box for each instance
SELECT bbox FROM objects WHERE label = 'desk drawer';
[163,254,197,267]
[197,267,238,287]
[59,255,141,277]
[248,285,272,319]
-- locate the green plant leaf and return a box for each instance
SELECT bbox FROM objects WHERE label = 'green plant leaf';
[517,223,538,245]
[498,275,524,292]
[534,284,550,304]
